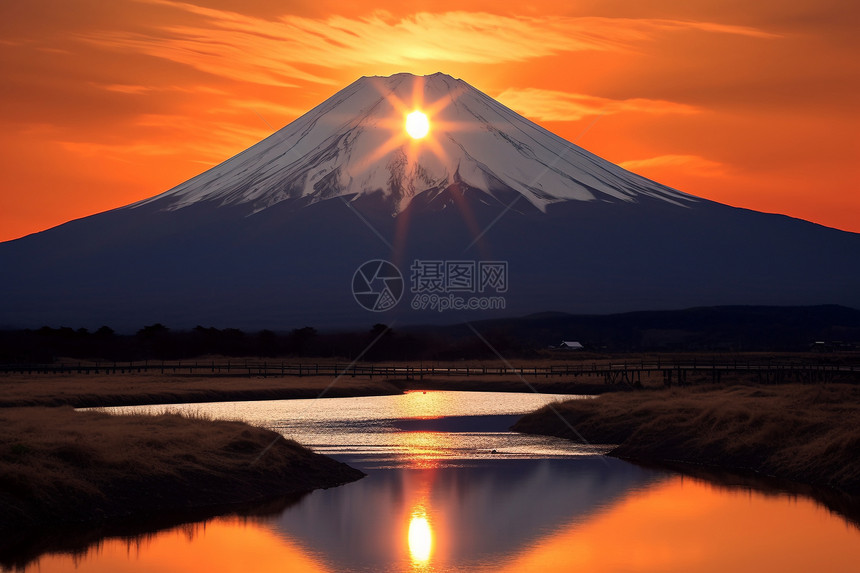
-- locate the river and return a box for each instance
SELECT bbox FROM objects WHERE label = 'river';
[11,391,860,572]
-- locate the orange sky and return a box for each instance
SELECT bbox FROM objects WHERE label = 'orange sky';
[1,0,858,242]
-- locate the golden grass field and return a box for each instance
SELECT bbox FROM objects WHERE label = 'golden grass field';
[514,384,860,495]
[0,373,402,407]
[10,352,855,408]
[0,407,363,539]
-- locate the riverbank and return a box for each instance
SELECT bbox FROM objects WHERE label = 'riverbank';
[513,384,860,496]
[0,372,622,409]
[0,407,364,543]
[0,373,402,407]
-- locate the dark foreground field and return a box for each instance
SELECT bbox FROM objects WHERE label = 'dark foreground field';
[514,384,860,495]
[0,373,402,407]
[0,407,363,543]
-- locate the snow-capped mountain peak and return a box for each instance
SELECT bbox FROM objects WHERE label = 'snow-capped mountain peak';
[131,72,696,216]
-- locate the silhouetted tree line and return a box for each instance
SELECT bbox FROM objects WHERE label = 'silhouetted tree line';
[0,323,531,363]
[3,306,856,363]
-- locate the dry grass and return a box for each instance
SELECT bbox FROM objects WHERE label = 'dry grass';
[513,384,860,494]
[0,407,363,536]
[0,374,402,407]
[3,352,857,407]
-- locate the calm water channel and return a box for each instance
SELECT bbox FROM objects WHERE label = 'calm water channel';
[14,391,860,572]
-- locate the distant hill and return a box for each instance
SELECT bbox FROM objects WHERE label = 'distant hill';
[433,305,860,352]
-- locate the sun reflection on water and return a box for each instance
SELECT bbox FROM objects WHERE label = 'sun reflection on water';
[18,468,860,573]
[407,508,434,566]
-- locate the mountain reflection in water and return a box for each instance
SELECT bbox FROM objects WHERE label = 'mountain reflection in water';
[23,468,860,573]
[273,458,655,572]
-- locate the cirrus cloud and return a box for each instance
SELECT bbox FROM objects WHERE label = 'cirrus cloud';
[496,88,701,121]
[619,154,726,176]
[80,1,779,87]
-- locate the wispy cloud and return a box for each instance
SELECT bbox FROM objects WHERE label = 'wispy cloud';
[58,113,270,165]
[97,83,229,95]
[223,99,307,123]
[639,19,779,39]
[619,154,725,175]
[496,88,700,121]
[80,1,779,86]
[101,84,155,95]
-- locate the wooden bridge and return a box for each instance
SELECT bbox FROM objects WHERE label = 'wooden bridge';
[1,359,857,386]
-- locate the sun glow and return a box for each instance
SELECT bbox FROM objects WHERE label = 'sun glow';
[408,511,433,565]
[405,110,430,139]
[348,75,488,257]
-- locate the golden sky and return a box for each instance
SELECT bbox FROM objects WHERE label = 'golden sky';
[1,0,857,241]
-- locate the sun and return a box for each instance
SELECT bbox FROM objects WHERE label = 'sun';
[405,110,430,139]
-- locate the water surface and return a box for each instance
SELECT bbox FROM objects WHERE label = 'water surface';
[110,390,607,466]
[18,391,860,572]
